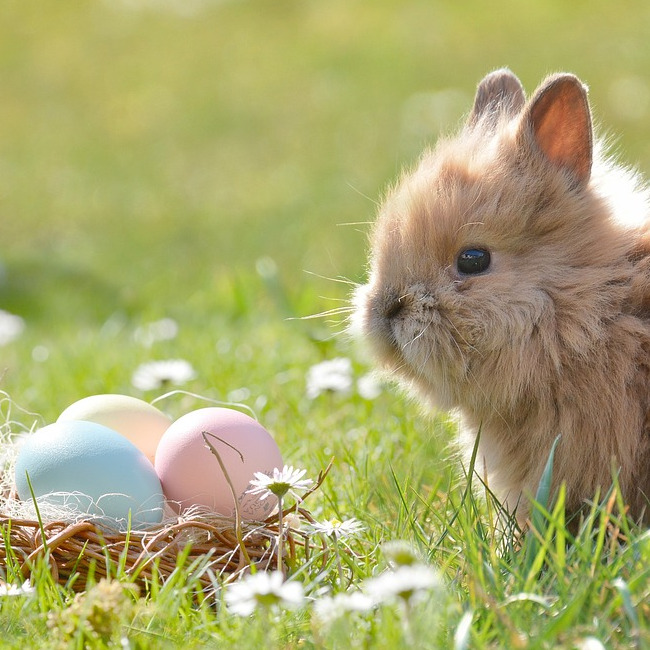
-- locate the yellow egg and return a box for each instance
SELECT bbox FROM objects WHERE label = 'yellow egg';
[58,394,171,464]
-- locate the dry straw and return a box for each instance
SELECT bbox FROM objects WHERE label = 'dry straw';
[0,480,329,591]
[0,392,331,591]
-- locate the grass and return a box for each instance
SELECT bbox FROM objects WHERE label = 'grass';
[1,0,650,647]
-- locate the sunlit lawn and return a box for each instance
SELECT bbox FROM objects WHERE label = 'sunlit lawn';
[1,1,650,647]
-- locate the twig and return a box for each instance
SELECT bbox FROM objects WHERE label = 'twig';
[202,432,252,568]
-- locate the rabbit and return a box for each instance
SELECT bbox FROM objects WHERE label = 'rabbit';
[352,68,650,526]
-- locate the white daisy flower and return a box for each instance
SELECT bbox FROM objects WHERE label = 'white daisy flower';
[357,373,382,400]
[312,591,373,626]
[0,310,25,346]
[0,579,35,597]
[224,571,305,616]
[306,357,353,399]
[133,318,179,347]
[575,639,606,650]
[307,518,365,540]
[363,564,441,606]
[381,540,421,568]
[246,465,313,501]
[131,359,196,391]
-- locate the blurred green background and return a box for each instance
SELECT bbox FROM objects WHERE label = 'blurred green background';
[2,0,650,421]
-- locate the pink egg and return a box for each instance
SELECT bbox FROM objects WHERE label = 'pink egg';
[154,407,283,520]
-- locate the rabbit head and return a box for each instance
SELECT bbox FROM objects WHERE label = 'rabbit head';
[354,69,650,519]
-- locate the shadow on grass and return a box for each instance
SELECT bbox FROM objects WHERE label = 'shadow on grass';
[0,256,136,327]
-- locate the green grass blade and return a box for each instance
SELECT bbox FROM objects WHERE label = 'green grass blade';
[523,435,561,577]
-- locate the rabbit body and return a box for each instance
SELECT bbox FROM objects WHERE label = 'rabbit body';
[354,69,650,523]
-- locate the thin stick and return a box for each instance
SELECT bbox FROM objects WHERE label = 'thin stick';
[201,432,252,568]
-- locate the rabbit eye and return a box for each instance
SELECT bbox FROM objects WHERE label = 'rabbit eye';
[457,248,491,275]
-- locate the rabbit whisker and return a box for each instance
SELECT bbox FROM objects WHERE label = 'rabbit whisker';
[291,307,355,321]
[302,269,359,287]
[402,319,433,351]
[442,331,513,435]
[345,181,381,208]
[444,315,484,359]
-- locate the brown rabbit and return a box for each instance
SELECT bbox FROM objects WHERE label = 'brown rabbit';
[353,69,650,525]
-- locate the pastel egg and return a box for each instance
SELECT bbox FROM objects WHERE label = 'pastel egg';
[57,394,172,464]
[154,407,283,520]
[14,420,165,530]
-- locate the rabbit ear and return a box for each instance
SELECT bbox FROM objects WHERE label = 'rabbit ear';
[468,68,525,125]
[519,74,593,187]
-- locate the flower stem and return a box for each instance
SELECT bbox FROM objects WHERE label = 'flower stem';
[277,496,284,576]
[333,538,345,588]
[400,598,415,645]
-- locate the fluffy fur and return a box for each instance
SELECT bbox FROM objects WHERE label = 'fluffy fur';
[353,69,650,524]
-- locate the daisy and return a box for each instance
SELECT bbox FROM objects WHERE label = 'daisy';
[307,518,365,540]
[363,564,441,606]
[575,639,606,650]
[381,540,421,568]
[0,310,25,346]
[224,571,304,617]
[312,591,373,626]
[246,465,313,501]
[308,518,365,587]
[131,359,196,391]
[305,357,353,399]
[357,373,382,400]
[246,465,313,571]
[0,579,35,597]
[133,318,179,347]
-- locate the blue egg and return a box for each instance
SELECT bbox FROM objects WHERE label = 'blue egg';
[14,420,165,530]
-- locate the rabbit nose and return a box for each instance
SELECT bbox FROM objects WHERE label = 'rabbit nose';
[384,297,404,319]
[382,292,411,319]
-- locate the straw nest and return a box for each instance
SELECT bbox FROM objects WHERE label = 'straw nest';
[0,420,331,591]
[0,462,332,592]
